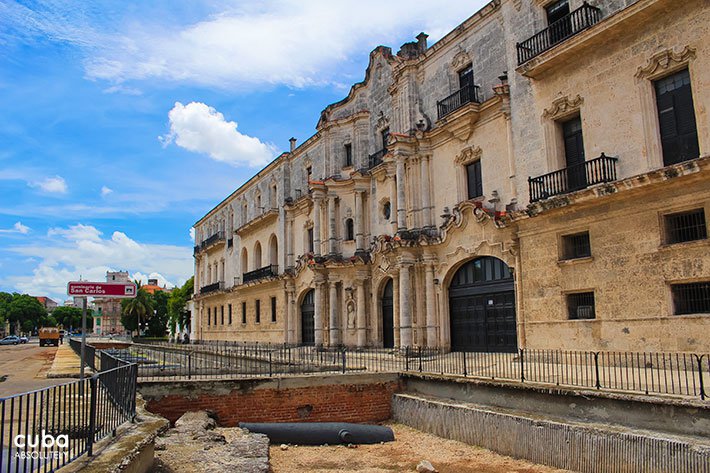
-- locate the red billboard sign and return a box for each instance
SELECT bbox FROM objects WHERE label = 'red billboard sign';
[67,281,137,298]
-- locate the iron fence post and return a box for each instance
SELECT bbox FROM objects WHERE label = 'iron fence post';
[342,349,346,374]
[593,352,601,389]
[187,353,192,380]
[418,346,423,372]
[695,354,706,400]
[87,376,97,456]
[520,349,525,382]
[405,347,410,372]
[462,351,467,377]
[269,352,273,377]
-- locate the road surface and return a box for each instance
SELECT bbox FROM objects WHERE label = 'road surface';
[0,340,70,398]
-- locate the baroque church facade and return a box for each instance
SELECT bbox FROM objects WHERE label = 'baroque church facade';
[191,0,710,353]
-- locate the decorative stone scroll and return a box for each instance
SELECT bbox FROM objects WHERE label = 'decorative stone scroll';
[635,46,696,80]
[454,146,482,166]
[542,95,584,120]
[452,49,471,71]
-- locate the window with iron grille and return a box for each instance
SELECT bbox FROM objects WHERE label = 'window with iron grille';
[561,232,591,260]
[567,292,595,320]
[241,301,247,324]
[255,299,261,324]
[213,307,217,325]
[228,304,232,324]
[207,307,211,326]
[672,282,710,315]
[271,297,277,323]
[345,218,354,241]
[344,143,352,167]
[221,305,224,325]
[664,208,707,244]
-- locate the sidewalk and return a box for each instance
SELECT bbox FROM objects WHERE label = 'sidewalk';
[47,342,94,378]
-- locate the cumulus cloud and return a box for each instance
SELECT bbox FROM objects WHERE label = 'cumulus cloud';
[101,186,113,197]
[189,228,195,242]
[4,223,192,301]
[160,101,276,167]
[30,175,68,194]
[131,272,175,289]
[0,222,30,234]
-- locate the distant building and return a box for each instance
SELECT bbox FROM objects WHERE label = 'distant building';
[143,278,171,295]
[93,271,130,336]
[34,296,58,313]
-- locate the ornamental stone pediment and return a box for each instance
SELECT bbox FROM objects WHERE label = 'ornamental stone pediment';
[542,95,584,120]
[635,46,696,80]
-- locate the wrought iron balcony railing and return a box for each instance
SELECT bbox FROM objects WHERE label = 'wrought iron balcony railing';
[200,281,224,295]
[201,230,225,249]
[528,153,618,203]
[437,83,482,120]
[368,149,387,169]
[517,2,602,65]
[243,264,279,284]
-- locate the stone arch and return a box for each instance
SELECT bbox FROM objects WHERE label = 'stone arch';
[253,241,262,269]
[268,234,278,267]
[240,248,248,277]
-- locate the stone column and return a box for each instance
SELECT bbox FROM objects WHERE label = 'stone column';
[329,281,339,346]
[313,195,322,256]
[399,262,412,347]
[356,277,367,347]
[425,262,437,347]
[421,155,432,230]
[392,271,400,348]
[355,190,365,251]
[286,216,294,269]
[396,157,407,231]
[328,194,337,255]
[314,276,325,345]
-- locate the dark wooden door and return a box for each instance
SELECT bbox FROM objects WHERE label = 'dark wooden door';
[301,290,315,346]
[449,257,517,353]
[563,116,587,191]
[655,69,699,166]
[382,279,395,348]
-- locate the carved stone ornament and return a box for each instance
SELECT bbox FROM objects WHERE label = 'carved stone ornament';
[376,112,389,131]
[454,146,482,166]
[635,46,696,80]
[452,49,471,71]
[542,95,584,120]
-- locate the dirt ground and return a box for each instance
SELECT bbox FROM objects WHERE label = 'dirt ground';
[269,423,570,473]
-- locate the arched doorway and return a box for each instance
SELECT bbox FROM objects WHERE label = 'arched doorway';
[300,289,315,346]
[381,279,394,348]
[449,256,516,353]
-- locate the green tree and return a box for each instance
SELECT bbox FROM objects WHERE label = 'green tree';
[51,306,93,331]
[7,294,47,334]
[121,282,152,335]
[147,290,169,337]
[168,277,193,336]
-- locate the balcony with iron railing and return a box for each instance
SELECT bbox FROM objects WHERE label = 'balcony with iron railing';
[517,2,602,65]
[200,230,225,250]
[242,264,279,284]
[368,149,387,169]
[200,281,224,295]
[528,153,618,203]
[437,83,482,120]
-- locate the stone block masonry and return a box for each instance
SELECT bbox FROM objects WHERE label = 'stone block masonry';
[139,373,401,426]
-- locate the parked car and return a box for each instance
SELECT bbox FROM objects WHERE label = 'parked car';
[0,336,21,345]
[19,336,29,344]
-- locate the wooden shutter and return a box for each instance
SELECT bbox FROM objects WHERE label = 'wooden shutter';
[655,69,699,166]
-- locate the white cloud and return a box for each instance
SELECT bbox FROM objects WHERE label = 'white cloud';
[102,85,142,96]
[4,223,192,302]
[4,0,486,89]
[131,272,175,289]
[189,227,195,242]
[160,101,276,167]
[101,186,113,197]
[0,222,30,235]
[30,175,68,194]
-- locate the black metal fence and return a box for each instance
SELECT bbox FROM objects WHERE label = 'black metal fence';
[242,265,279,284]
[528,153,618,203]
[0,351,137,472]
[517,2,602,65]
[128,340,709,400]
[68,337,97,371]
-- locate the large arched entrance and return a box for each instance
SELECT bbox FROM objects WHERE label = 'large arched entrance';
[381,279,394,348]
[300,289,315,346]
[449,256,517,353]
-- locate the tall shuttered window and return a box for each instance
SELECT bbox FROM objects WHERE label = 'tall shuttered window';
[255,300,261,324]
[241,302,247,324]
[655,69,699,166]
[271,297,277,323]
[466,160,483,199]
[228,304,232,325]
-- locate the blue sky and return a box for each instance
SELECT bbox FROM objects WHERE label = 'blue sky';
[0,0,485,303]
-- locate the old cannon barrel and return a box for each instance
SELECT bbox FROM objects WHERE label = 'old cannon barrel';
[238,422,395,445]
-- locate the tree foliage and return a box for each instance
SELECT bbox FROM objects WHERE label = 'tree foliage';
[168,277,193,335]
[120,282,153,334]
[52,306,94,331]
[0,292,52,334]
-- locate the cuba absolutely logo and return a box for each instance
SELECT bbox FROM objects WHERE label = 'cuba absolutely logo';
[14,431,69,460]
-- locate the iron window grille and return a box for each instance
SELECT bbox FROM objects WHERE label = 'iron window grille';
[561,232,591,260]
[228,304,232,324]
[271,297,277,323]
[672,282,710,315]
[567,292,595,320]
[255,300,261,324]
[664,209,707,244]
[241,302,247,324]
[220,305,224,325]
[207,307,211,326]
[344,143,353,167]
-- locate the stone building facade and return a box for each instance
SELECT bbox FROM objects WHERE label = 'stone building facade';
[93,271,130,336]
[191,0,710,353]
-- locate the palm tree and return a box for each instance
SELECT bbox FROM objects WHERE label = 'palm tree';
[121,281,153,337]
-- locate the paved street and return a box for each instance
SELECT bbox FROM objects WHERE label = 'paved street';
[0,340,71,398]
